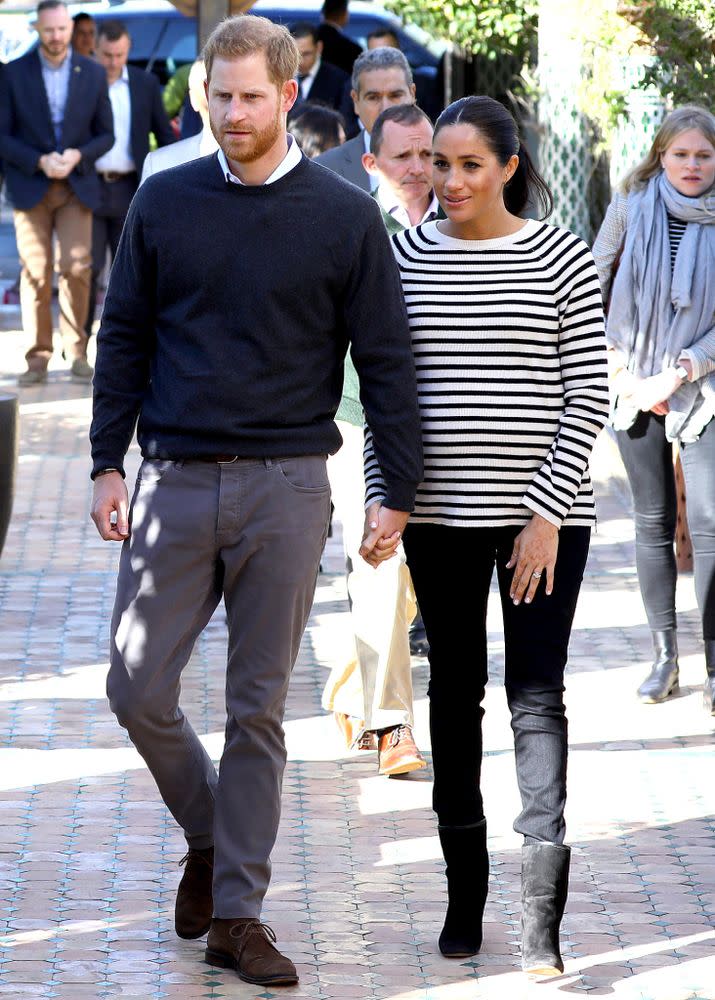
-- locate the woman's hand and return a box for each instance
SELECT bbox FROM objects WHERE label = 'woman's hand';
[632,368,684,413]
[506,513,559,605]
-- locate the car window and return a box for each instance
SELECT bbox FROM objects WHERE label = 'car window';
[159,17,197,65]
[112,16,165,62]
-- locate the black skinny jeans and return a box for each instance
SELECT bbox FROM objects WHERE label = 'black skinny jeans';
[616,413,715,640]
[403,523,590,845]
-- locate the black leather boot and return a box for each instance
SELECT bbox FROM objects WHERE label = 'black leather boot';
[437,819,489,958]
[521,843,570,977]
[703,640,715,715]
[637,629,679,703]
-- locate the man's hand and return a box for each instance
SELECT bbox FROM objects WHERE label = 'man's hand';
[359,501,409,567]
[506,513,559,605]
[91,471,129,541]
[38,152,66,178]
[52,148,82,179]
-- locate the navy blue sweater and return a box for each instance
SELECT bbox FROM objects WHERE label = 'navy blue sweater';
[90,152,423,511]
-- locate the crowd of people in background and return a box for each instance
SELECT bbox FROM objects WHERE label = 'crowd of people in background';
[1,0,714,991]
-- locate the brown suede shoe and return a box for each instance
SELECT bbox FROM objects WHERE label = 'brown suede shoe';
[205,918,299,986]
[175,846,213,939]
[378,725,426,776]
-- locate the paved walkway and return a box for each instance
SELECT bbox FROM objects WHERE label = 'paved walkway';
[1,326,714,1000]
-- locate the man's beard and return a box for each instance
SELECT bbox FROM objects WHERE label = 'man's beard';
[213,106,283,165]
[41,39,68,59]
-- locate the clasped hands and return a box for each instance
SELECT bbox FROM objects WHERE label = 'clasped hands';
[359,501,409,568]
[39,148,81,180]
[359,503,558,604]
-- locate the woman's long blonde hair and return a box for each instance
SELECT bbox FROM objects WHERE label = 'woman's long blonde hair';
[620,105,715,193]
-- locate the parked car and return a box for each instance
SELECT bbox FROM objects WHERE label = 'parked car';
[9,0,448,117]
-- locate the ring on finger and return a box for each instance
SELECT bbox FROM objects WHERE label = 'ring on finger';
[532,571,542,580]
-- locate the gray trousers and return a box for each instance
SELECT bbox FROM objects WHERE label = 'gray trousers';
[107,456,331,917]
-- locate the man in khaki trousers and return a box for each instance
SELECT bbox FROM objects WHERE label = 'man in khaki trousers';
[0,0,113,385]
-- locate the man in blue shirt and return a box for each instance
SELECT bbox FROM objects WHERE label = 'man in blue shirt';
[0,0,113,385]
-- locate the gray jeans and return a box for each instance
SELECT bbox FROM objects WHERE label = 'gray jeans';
[107,456,331,917]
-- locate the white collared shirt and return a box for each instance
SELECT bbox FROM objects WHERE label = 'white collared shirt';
[298,57,321,100]
[95,66,135,174]
[362,127,378,192]
[217,133,302,186]
[376,183,440,229]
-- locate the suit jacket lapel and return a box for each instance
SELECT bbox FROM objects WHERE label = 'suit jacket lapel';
[29,50,55,146]
[63,52,84,146]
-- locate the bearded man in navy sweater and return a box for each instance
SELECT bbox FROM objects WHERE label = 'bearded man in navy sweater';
[88,14,421,988]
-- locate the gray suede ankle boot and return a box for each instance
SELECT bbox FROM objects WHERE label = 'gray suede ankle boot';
[521,843,570,977]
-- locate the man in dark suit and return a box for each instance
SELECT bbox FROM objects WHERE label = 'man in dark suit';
[315,47,415,192]
[0,0,113,385]
[86,19,175,338]
[316,0,362,76]
[290,22,349,111]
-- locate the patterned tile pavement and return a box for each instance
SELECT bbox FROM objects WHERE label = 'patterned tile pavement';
[1,325,714,1000]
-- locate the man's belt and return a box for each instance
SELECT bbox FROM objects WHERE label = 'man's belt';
[98,170,137,183]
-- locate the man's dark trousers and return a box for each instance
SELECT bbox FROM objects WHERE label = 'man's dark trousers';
[107,455,331,917]
[86,172,137,337]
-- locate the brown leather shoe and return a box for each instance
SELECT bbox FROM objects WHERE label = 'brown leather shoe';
[175,846,213,939]
[334,712,377,750]
[205,918,299,986]
[378,725,426,776]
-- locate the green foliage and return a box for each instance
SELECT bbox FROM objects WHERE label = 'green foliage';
[618,1,715,107]
[385,0,538,61]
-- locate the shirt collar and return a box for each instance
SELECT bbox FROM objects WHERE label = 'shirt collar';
[108,65,130,87]
[376,182,440,226]
[304,57,321,83]
[217,133,302,186]
[38,48,71,72]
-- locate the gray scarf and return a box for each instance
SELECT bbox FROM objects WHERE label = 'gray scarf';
[607,172,715,439]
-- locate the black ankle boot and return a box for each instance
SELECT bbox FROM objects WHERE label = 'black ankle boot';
[703,640,715,715]
[437,819,489,958]
[521,842,570,976]
[637,629,679,703]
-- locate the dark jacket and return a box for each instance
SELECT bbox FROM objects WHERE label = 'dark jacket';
[304,60,350,111]
[0,49,114,211]
[316,22,362,76]
[126,65,176,176]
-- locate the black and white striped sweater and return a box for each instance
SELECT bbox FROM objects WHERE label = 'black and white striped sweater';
[364,218,610,528]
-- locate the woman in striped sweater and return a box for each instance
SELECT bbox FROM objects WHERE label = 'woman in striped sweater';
[593,107,715,711]
[361,96,609,975]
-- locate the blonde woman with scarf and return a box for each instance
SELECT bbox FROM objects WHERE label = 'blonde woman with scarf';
[593,106,715,711]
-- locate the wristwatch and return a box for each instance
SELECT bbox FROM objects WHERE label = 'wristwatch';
[674,365,689,382]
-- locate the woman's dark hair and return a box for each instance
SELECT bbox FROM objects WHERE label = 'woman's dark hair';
[435,96,553,219]
[290,104,346,159]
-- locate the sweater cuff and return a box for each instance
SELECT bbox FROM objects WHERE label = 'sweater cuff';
[679,347,712,384]
[522,494,564,529]
[91,458,126,481]
[383,478,418,514]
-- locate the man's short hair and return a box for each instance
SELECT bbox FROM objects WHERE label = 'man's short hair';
[203,14,299,86]
[370,104,432,156]
[72,11,94,25]
[367,28,400,49]
[351,47,413,94]
[97,19,129,44]
[290,21,318,44]
[322,0,348,18]
[37,0,67,15]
